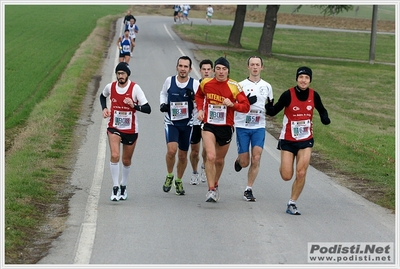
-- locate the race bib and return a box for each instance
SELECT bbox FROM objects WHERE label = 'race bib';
[207,104,227,125]
[122,44,130,52]
[170,101,189,121]
[291,120,311,140]
[113,110,132,130]
[245,109,262,127]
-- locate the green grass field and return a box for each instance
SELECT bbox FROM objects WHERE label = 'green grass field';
[4,4,396,263]
[5,5,127,129]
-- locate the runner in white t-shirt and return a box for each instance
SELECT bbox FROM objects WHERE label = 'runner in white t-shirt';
[233,56,273,202]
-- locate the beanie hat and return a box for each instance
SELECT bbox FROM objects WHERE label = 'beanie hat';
[115,62,131,76]
[296,66,312,82]
[214,57,230,70]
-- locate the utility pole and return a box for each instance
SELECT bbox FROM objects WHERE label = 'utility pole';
[369,5,378,64]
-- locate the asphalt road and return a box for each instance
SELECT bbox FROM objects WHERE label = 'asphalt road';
[38,15,395,266]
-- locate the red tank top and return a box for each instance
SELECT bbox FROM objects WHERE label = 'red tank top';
[280,87,314,141]
[108,81,137,134]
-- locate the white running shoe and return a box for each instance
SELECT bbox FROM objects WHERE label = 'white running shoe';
[205,189,217,202]
[200,164,207,183]
[190,172,200,185]
[120,185,127,200]
[110,186,120,201]
[214,187,220,202]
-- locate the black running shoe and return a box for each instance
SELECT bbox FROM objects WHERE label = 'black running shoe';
[234,159,242,172]
[243,189,256,202]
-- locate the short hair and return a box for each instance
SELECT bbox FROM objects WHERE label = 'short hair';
[247,55,264,66]
[199,59,213,69]
[177,55,192,68]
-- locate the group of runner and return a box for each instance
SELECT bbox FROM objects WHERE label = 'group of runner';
[117,10,139,63]
[100,9,331,215]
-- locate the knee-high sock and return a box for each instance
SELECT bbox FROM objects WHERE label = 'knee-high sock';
[110,162,120,187]
[121,165,131,186]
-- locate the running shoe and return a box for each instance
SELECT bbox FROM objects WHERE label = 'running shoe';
[234,159,242,172]
[174,180,185,195]
[286,203,301,215]
[243,189,256,202]
[200,164,207,183]
[190,172,200,185]
[110,186,120,201]
[214,184,220,201]
[205,189,217,202]
[163,175,174,192]
[120,185,127,200]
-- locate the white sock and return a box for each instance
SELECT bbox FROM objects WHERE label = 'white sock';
[110,162,120,187]
[121,165,131,186]
[288,199,296,205]
[245,186,252,191]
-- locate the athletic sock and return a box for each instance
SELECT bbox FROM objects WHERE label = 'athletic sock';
[288,199,296,205]
[121,165,131,186]
[110,162,120,186]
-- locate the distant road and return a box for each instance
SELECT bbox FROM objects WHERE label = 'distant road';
[184,16,395,35]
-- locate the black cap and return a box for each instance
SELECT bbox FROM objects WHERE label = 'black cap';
[296,66,312,82]
[115,62,131,76]
[214,57,230,70]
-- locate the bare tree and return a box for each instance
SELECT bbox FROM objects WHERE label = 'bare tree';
[228,5,246,47]
[369,5,378,64]
[257,5,280,57]
[227,4,356,57]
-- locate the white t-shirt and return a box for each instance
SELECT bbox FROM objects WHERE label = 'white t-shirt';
[206,7,213,16]
[234,78,273,129]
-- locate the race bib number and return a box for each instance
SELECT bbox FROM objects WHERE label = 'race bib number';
[207,104,227,125]
[122,44,130,52]
[245,109,262,127]
[291,120,311,140]
[113,110,132,130]
[170,101,189,121]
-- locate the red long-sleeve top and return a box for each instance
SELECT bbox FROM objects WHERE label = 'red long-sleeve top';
[195,77,250,126]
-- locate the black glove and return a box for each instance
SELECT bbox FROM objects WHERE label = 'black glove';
[321,114,331,125]
[265,97,274,114]
[133,104,141,111]
[185,88,195,100]
[246,93,257,105]
[160,103,170,113]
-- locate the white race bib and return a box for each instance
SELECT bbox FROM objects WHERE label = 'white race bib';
[170,101,189,121]
[113,110,132,130]
[291,120,311,140]
[245,109,262,127]
[207,104,227,125]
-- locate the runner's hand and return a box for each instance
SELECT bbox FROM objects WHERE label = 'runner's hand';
[160,103,170,112]
[246,93,257,105]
